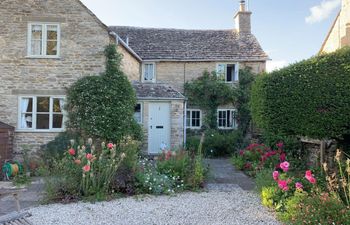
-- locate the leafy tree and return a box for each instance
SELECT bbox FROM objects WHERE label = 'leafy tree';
[66,44,141,142]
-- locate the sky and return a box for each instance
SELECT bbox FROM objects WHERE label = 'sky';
[80,0,342,72]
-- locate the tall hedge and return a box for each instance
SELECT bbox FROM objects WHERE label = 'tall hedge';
[66,44,141,142]
[251,47,350,139]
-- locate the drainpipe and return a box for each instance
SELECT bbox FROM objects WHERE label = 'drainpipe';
[183,100,187,147]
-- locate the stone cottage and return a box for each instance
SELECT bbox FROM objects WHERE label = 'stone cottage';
[320,0,350,53]
[110,0,268,153]
[0,0,267,157]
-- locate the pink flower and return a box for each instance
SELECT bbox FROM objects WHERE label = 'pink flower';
[278,180,289,191]
[86,153,93,160]
[68,148,75,156]
[107,143,114,149]
[83,165,91,172]
[273,171,279,181]
[305,170,317,184]
[280,161,290,172]
[239,150,244,156]
[279,153,286,162]
[276,142,284,149]
[295,182,303,190]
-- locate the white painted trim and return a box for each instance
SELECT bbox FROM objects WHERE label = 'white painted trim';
[141,62,156,83]
[216,62,240,83]
[186,109,202,129]
[17,95,66,132]
[217,108,238,130]
[27,23,61,58]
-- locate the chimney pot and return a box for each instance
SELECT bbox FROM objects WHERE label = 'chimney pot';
[240,0,246,12]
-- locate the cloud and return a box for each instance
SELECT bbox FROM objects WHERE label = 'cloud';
[305,0,341,24]
[266,60,289,72]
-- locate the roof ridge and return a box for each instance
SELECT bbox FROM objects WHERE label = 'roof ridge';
[109,25,234,32]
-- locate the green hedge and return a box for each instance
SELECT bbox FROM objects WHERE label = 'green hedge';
[251,47,350,139]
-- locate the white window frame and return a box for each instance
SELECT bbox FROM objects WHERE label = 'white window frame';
[217,109,237,130]
[17,96,66,132]
[27,23,61,58]
[186,109,202,129]
[142,62,156,83]
[216,63,239,83]
[134,102,143,124]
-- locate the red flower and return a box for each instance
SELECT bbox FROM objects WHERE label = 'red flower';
[239,150,244,156]
[276,142,284,149]
[68,148,75,156]
[83,165,91,172]
[107,143,114,149]
[305,170,316,184]
[244,162,252,169]
[279,153,286,162]
[278,180,289,191]
[273,171,279,181]
[86,153,93,160]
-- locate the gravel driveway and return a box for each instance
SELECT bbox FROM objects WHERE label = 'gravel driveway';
[27,187,280,225]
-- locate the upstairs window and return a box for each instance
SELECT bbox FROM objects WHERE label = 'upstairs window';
[142,63,155,82]
[19,96,65,131]
[216,63,239,83]
[186,109,201,129]
[28,23,60,57]
[217,109,237,129]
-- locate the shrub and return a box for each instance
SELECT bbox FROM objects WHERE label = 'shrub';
[251,47,350,140]
[255,168,276,193]
[66,44,141,143]
[203,130,243,157]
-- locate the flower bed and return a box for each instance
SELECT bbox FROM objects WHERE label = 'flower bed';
[232,142,350,224]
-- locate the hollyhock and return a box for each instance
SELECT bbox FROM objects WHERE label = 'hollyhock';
[86,153,93,160]
[295,182,303,190]
[107,143,114,149]
[273,171,279,181]
[68,148,75,156]
[83,165,91,172]
[280,161,290,172]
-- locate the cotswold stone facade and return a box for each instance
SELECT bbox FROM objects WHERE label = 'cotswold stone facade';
[0,0,111,154]
[320,0,350,53]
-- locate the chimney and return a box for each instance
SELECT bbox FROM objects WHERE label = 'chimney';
[234,0,252,34]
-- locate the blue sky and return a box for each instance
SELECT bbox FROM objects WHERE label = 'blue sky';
[80,0,341,71]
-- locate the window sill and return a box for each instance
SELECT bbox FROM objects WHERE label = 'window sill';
[16,129,65,133]
[25,56,61,59]
[187,127,201,130]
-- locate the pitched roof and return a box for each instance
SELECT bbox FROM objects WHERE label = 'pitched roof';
[109,26,268,61]
[132,82,185,100]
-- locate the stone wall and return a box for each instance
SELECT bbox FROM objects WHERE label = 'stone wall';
[321,0,350,53]
[118,45,140,81]
[0,0,111,153]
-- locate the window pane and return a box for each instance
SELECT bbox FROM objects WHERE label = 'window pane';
[31,25,42,39]
[31,40,42,55]
[53,98,63,113]
[134,104,142,123]
[47,25,58,40]
[53,114,63,128]
[226,65,234,82]
[36,114,49,129]
[37,97,50,112]
[144,64,154,80]
[217,64,225,77]
[46,41,57,55]
[31,25,42,55]
[21,113,33,128]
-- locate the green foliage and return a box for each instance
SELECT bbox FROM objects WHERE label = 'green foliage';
[41,131,80,159]
[255,168,276,193]
[286,193,350,225]
[251,47,350,139]
[185,71,237,129]
[231,155,246,170]
[236,68,255,135]
[203,130,243,157]
[66,44,141,143]
[157,150,190,180]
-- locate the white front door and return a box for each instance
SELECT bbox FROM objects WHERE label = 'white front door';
[148,102,171,154]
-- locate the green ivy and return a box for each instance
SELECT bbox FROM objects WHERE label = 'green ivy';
[184,71,237,129]
[66,44,142,142]
[251,47,350,140]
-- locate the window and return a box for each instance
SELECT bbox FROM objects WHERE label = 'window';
[134,103,142,124]
[142,63,155,82]
[216,63,239,82]
[186,109,201,129]
[27,23,60,57]
[19,96,65,131]
[217,109,237,129]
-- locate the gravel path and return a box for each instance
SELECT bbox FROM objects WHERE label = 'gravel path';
[26,159,281,225]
